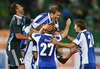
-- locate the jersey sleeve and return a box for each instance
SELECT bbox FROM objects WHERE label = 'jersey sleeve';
[31,15,43,28]
[31,33,41,42]
[55,34,63,41]
[24,25,31,34]
[31,13,50,28]
[72,33,84,46]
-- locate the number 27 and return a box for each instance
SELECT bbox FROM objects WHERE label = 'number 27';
[40,43,54,56]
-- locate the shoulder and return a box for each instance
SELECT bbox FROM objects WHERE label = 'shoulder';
[32,33,41,37]
[10,16,17,25]
[35,12,48,18]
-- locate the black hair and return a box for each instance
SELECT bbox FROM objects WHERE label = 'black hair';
[10,2,23,14]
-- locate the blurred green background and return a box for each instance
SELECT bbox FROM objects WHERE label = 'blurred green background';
[0,0,100,47]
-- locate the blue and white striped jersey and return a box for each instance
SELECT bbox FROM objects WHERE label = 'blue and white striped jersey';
[31,12,59,29]
[24,41,37,69]
[73,29,96,64]
[32,33,62,67]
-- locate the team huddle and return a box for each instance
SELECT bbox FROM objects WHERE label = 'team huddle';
[6,2,96,69]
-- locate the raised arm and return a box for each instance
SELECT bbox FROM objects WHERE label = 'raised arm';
[66,35,75,41]
[61,18,71,38]
[57,46,78,64]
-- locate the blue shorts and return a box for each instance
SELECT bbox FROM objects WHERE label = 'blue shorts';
[38,66,57,69]
[80,63,96,69]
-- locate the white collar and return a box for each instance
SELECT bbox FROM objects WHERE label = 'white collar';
[14,15,22,19]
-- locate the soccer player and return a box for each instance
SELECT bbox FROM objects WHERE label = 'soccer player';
[24,5,62,56]
[22,5,61,69]
[23,5,74,69]
[24,4,65,59]
[31,18,77,69]
[30,5,61,32]
[6,2,31,69]
[51,19,96,69]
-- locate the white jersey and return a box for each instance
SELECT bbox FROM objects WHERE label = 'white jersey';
[73,29,96,64]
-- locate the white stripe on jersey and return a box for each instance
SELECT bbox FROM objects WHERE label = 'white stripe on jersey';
[31,12,59,29]
[38,16,48,24]
[24,41,36,69]
[34,15,43,22]
[73,32,88,64]
[73,29,95,64]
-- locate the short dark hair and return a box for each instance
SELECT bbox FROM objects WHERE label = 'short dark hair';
[74,19,87,30]
[10,2,22,14]
[49,5,61,14]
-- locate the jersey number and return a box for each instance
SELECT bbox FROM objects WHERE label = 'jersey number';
[88,34,94,48]
[19,58,24,64]
[40,43,54,56]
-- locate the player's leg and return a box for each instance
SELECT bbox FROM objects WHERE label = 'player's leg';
[24,41,37,69]
[15,48,25,69]
[8,48,25,69]
[6,49,18,69]
[24,41,33,69]
[31,41,38,69]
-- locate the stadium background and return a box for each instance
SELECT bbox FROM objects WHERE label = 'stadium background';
[0,0,100,69]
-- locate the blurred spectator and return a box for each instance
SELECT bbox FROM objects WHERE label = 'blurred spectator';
[62,4,71,19]
[0,17,7,29]
[85,9,95,31]
[93,12,100,31]
[90,0,100,10]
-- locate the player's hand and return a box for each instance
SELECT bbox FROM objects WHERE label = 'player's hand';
[43,24,50,29]
[56,47,63,55]
[66,18,71,26]
[51,38,58,44]
[70,46,79,55]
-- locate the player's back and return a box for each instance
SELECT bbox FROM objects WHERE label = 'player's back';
[74,30,96,64]
[32,33,57,67]
[82,30,96,63]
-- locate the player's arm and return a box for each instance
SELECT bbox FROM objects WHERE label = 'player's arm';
[12,20,30,40]
[61,18,71,38]
[58,46,78,64]
[39,24,55,34]
[30,24,46,34]
[56,46,63,55]
[33,52,38,61]
[30,26,39,33]
[66,35,75,41]
[51,38,75,48]
[15,33,28,39]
